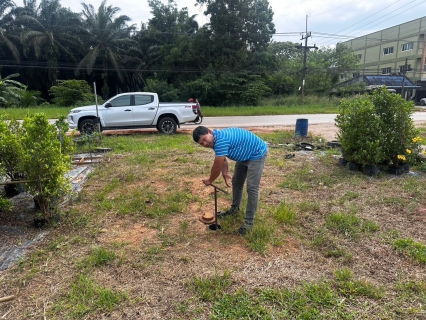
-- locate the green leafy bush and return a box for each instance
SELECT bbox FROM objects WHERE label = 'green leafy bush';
[265,71,295,95]
[240,77,272,106]
[20,113,72,216]
[335,87,419,167]
[144,79,179,102]
[335,96,385,166]
[19,89,43,108]
[55,115,74,156]
[0,196,12,211]
[371,87,418,165]
[0,165,13,211]
[49,80,97,107]
[0,116,24,180]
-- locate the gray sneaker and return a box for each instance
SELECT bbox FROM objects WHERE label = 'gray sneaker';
[217,208,238,218]
[237,225,252,236]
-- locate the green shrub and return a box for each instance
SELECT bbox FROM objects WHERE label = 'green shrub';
[0,195,13,211]
[19,89,43,108]
[336,87,419,166]
[55,115,74,155]
[0,165,13,211]
[335,96,385,165]
[20,113,72,217]
[240,78,272,106]
[144,79,179,102]
[416,161,426,173]
[0,116,24,180]
[371,87,418,165]
[265,71,295,95]
[49,80,97,107]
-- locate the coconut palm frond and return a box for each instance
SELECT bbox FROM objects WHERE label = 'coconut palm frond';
[0,30,20,62]
[17,15,46,32]
[21,30,44,42]
[76,45,100,75]
[107,50,123,81]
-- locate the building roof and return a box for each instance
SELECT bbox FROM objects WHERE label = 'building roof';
[338,75,421,89]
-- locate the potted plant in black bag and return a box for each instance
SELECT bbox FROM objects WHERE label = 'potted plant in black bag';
[335,96,385,175]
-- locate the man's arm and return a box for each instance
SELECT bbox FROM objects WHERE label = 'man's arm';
[202,156,226,186]
[221,158,231,187]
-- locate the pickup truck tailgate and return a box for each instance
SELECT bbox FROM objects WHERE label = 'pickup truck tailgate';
[159,103,197,123]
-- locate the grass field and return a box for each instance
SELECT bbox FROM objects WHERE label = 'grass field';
[1,127,426,319]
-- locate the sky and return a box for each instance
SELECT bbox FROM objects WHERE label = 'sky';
[14,0,426,48]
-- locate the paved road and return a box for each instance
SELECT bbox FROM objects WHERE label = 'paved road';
[181,111,426,129]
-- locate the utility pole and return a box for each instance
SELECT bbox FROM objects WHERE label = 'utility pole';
[295,15,318,98]
[401,58,408,100]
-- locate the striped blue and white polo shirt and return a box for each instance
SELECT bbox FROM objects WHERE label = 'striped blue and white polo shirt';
[212,128,268,162]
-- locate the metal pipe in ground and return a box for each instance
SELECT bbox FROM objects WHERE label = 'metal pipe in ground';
[198,183,228,231]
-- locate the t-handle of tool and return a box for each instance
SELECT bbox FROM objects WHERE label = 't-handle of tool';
[209,183,229,195]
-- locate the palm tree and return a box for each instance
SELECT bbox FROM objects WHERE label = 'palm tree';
[0,0,20,62]
[77,0,140,98]
[17,0,83,87]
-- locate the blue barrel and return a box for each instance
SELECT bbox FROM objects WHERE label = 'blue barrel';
[295,118,308,136]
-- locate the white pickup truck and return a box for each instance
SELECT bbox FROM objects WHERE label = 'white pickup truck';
[67,92,199,134]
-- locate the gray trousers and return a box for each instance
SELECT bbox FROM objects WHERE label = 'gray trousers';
[230,153,267,227]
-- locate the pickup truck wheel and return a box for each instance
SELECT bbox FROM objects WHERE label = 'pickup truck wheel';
[79,119,96,134]
[420,100,426,106]
[158,117,177,134]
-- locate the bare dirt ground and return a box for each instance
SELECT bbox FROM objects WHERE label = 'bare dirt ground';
[1,121,426,319]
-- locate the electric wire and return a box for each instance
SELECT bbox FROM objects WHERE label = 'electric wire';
[316,0,409,46]
[317,0,426,46]
[309,0,359,17]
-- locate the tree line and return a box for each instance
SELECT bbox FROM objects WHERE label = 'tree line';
[0,0,360,106]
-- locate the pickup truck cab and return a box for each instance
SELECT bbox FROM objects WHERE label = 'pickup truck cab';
[67,92,198,134]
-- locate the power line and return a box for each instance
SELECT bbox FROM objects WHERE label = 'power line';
[317,0,423,46]
[310,0,359,17]
[348,0,426,38]
[316,0,405,46]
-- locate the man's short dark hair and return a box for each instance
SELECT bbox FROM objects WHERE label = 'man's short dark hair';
[193,126,209,143]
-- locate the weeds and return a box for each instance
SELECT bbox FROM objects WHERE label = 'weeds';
[311,230,353,261]
[189,270,233,302]
[392,238,426,265]
[279,162,313,191]
[52,274,127,318]
[334,268,385,299]
[245,221,276,253]
[84,247,116,268]
[325,211,379,240]
[273,200,297,225]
